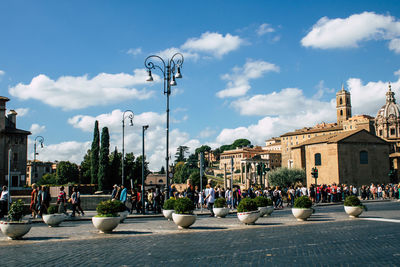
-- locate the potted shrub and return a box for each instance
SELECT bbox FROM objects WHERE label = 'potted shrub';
[254,196,272,217]
[292,196,313,221]
[162,198,176,221]
[213,198,230,218]
[114,200,129,223]
[42,205,65,227]
[92,200,120,233]
[344,195,367,218]
[237,198,260,225]
[172,197,196,229]
[0,200,32,240]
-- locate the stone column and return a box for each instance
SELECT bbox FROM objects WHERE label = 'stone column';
[244,162,248,184]
[224,163,227,190]
[240,162,243,184]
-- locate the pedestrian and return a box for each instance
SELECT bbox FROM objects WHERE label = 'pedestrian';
[71,187,85,217]
[111,184,118,200]
[30,184,38,218]
[42,186,51,214]
[130,188,137,214]
[0,186,9,218]
[57,186,68,215]
[154,187,162,214]
[36,185,43,218]
[205,183,215,217]
[119,184,129,212]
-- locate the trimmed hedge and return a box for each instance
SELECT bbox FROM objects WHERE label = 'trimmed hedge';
[214,198,227,208]
[254,196,269,207]
[163,198,176,210]
[174,197,195,214]
[96,200,120,217]
[237,198,258,212]
[294,196,312,209]
[344,195,361,206]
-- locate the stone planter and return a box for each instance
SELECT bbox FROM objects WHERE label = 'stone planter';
[292,208,313,221]
[344,206,364,218]
[92,216,120,233]
[119,211,129,223]
[162,209,174,221]
[213,207,230,218]
[172,213,197,229]
[258,206,273,217]
[42,214,65,227]
[0,221,32,240]
[237,210,260,225]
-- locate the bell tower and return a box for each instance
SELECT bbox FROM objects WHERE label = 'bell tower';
[336,84,352,125]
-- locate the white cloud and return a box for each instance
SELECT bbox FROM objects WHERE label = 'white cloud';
[389,38,400,53]
[301,12,400,50]
[257,23,275,36]
[15,108,29,117]
[0,70,4,76]
[198,127,217,138]
[127,47,142,56]
[216,59,279,98]
[9,69,157,110]
[155,47,199,61]
[29,123,46,135]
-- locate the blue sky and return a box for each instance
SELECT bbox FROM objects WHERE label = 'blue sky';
[1,1,400,170]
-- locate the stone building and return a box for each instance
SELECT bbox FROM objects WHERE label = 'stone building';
[0,97,31,187]
[292,129,390,187]
[26,160,57,185]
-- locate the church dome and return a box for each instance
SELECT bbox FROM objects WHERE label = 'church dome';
[375,83,400,121]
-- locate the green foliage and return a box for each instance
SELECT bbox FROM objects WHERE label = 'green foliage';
[80,149,92,184]
[91,120,100,185]
[254,196,269,207]
[237,198,258,212]
[294,196,312,209]
[38,173,57,185]
[344,195,363,207]
[159,166,166,174]
[220,139,251,153]
[195,145,211,155]
[214,198,227,208]
[56,161,79,184]
[174,197,195,214]
[268,168,305,188]
[96,200,119,217]
[8,200,27,221]
[112,200,126,212]
[175,146,189,163]
[109,148,121,189]
[266,198,273,206]
[188,170,207,188]
[163,198,176,210]
[47,205,59,214]
[98,127,110,191]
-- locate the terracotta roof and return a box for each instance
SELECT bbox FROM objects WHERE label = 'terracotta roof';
[281,125,343,137]
[0,96,10,102]
[292,129,384,148]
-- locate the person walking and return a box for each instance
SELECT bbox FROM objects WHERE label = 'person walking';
[71,187,85,217]
[111,184,118,199]
[36,185,43,218]
[30,184,38,218]
[57,186,68,215]
[119,184,129,212]
[42,186,51,214]
[0,186,9,218]
[205,183,215,217]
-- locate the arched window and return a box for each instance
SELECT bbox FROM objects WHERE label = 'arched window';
[360,151,368,164]
[314,153,321,166]
[339,98,343,105]
[340,110,343,116]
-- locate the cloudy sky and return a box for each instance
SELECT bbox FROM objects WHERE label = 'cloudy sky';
[1,1,400,171]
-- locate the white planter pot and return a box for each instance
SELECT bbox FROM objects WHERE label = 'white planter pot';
[237,210,260,225]
[258,206,269,217]
[292,208,313,221]
[162,209,174,221]
[344,206,363,218]
[213,207,230,218]
[172,213,197,229]
[265,206,274,216]
[42,214,65,227]
[92,216,120,233]
[119,211,129,223]
[0,221,32,240]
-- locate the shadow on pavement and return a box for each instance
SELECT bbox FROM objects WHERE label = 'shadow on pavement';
[254,223,282,226]
[112,230,153,235]
[190,226,228,230]
[23,236,68,241]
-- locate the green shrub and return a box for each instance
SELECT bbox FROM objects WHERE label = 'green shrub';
[266,198,273,206]
[237,198,258,212]
[294,196,312,209]
[214,198,227,208]
[174,197,195,214]
[95,200,119,217]
[47,205,59,214]
[113,200,126,212]
[254,196,269,207]
[163,198,176,210]
[8,200,28,221]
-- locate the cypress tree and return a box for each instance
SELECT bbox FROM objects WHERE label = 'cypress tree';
[109,147,121,188]
[90,120,100,185]
[98,127,110,191]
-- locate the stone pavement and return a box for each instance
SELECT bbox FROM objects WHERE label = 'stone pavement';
[0,201,399,266]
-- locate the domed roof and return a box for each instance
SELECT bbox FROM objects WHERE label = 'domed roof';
[375,83,400,120]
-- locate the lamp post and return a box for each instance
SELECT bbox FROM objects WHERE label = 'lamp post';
[33,136,44,184]
[122,110,134,187]
[141,125,149,215]
[145,53,184,200]
[7,148,11,210]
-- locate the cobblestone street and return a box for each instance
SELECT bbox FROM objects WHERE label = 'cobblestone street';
[1,201,399,266]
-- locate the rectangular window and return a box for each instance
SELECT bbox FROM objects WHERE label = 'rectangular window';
[390,128,395,135]
[360,151,368,164]
[315,153,321,166]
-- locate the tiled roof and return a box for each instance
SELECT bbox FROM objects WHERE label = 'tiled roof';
[280,125,343,137]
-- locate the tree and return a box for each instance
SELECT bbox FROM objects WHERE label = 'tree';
[175,146,189,163]
[98,127,110,191]
[37,173,57,185]
[56,161,79,184]
[195,145,211,156]
[159,166,166,174]
[231,138,251,149]
[186,153,199,169]
[91,120,100,185]
[126,155,150,186]
[268,167,305,188]
[109,147,121,188]
[80,149,91,184]
[188,169,207,188]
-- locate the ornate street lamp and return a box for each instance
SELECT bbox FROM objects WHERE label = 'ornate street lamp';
[122,110,134,186]
[33,136,44,184]
[145,53,184,200]
[142,125,149,214]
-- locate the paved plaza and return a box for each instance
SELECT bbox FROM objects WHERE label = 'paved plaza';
[1,201,399,266]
